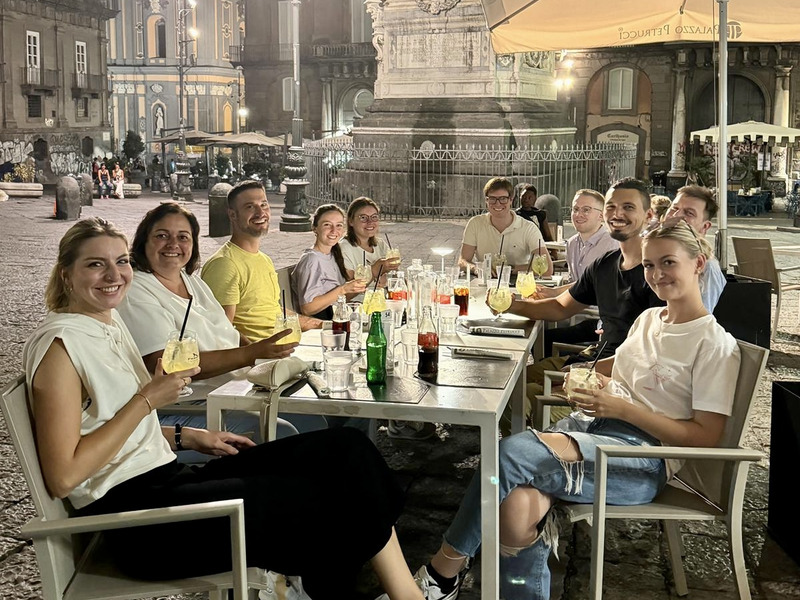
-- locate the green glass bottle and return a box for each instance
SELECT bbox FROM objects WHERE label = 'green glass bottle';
[366,310,387,385]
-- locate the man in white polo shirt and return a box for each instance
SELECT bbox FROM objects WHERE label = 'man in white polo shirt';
[460,176,552,276]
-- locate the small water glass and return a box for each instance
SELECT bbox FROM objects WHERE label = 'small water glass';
[324,351,354,392]
[400,327,419,364]
[320,330,346,355]
[438,304,461,336]
[385,299,405,328]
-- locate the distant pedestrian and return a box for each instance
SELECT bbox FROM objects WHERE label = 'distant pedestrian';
[97,164,111,199]
[112,163,125,199]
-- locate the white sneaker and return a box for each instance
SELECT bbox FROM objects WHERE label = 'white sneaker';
[258,570,279,600]
[286,575,313,600]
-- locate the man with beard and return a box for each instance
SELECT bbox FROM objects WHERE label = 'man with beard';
[202,180,320,340]
[506,177,663,358]
[498,178,665,434]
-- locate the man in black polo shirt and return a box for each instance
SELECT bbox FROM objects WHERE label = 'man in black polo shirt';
[498,177,664,433]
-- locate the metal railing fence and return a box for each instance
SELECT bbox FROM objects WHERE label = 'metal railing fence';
[304,140,637,221]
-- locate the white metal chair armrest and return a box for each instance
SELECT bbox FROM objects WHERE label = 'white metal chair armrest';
[777,264,800,273]
[22,499,249,600]
[552,342,588,357]
[21,499,245,537]
[542,370,565,396]
[594,444,764,463]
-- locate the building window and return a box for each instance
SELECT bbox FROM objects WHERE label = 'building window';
[282,77,293,112]
[351,0,373,43]
[156,19,167,58]
[27,95,42,118]
[26,31,41,84]
[75,41,88,88]
[607,67,634,111]
[76,97,89,118]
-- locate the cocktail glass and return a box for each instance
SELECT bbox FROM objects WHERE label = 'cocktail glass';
[531,254,549,279]
[273,315,301,345]
[487,265,512,320]
[565,362,601,413]
[516,271,537,298]
[162,329,200,397]
[354,264,371,285]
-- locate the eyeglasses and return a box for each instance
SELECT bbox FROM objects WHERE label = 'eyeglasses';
[357,214,380,223]
[486,195,511,204]
[571,206,602,216]
[640,216,701,252]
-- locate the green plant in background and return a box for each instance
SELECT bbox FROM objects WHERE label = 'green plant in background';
[3,163,36,183]
[731,153,758,190]
[122,131,145,165]
[685,154,716,187]
[243,160,268,179]
[215,154,231,175]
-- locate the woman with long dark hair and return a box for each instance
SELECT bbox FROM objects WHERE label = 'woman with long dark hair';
[292,204,367,319]
[339,197,400,284]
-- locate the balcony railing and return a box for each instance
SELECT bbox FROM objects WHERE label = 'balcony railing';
[20,67,59,92]
[229,44,307,65]
[72,73,106,96]
[310,43,376,59]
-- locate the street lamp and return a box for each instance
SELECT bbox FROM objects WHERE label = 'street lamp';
[238,107,249,132]
[177,0,199,154]
[279,0,312,232]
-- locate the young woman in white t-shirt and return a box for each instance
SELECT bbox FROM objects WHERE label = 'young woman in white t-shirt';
[339,196,401,284]
[406,219,740,600]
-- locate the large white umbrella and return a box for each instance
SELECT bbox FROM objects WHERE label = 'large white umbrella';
[691,120,800,145]
[478,0,800,267]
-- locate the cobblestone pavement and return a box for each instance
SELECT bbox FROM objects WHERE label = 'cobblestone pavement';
[1,191,800,599]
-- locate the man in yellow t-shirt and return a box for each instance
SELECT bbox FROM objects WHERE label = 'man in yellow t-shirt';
[202,180,319,341]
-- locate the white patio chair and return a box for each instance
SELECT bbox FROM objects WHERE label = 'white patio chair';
[556,340,768,600]
[0,375,265,600]
[731,236,800,340]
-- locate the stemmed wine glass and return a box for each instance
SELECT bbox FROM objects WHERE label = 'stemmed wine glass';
[487,265,513,321]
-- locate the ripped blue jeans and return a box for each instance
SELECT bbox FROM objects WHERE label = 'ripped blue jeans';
[443,417,667,600]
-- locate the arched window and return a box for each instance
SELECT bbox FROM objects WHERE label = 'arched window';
[223,104,233,134]
[606,67,634,111]
[691,76,766,132]
[156,20,167,59]
[147,16,168,59]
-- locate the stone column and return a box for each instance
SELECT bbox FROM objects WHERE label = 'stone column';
[667,64,689,186]
[100,30,111,127]
[769,66,793,191]
[321,79,333,135]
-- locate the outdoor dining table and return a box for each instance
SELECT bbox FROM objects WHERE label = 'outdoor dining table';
[207,306,541,600]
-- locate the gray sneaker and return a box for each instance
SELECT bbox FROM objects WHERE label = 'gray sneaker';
[387,420,437,440]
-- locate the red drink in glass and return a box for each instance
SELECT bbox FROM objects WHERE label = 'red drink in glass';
[454,287,469,316]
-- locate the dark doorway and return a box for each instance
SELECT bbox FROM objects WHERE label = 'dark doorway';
[32,138,48,161]
[691,76,766,132]
[81,136,93,157]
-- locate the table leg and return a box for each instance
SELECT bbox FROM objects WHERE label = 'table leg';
[480,418,500,600]
[206,397,223,432]
[510,363,526,435]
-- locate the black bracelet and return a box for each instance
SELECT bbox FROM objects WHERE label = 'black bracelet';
[174,423,184,451]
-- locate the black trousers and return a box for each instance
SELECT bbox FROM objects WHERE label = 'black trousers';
[79,428,404,600]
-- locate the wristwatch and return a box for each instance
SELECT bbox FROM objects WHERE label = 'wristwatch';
[174,423,184,451]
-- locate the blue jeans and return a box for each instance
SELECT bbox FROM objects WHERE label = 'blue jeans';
[443,417,667,600]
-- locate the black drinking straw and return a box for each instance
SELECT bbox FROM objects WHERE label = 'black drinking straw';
[526,254,534,274]
[179,295,193,340]
[281,290,287,320]
[495,262,505,290]
[363,250,366,266]
[498,235,505,256]
[589,341,609,371]
[373,265,384,292]
[385,233,392,249]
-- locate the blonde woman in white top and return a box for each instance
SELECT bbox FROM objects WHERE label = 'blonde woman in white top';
[24,217,425,600]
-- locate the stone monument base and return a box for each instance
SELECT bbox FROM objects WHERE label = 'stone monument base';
[354,98,574,148]
[279,213,312,232]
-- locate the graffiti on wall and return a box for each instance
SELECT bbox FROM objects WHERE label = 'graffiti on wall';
[0,133,96,180]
